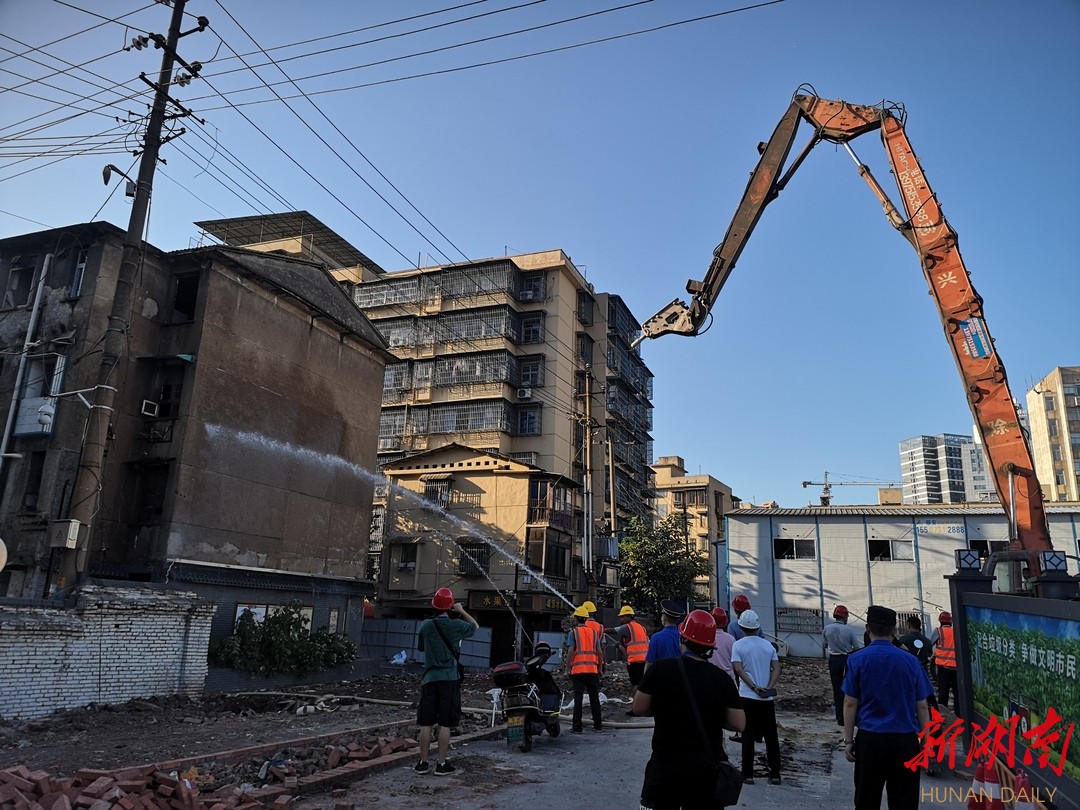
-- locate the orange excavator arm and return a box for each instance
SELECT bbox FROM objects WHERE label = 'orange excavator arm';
[635,88,1052,555]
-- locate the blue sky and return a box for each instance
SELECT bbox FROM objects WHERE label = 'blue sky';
[2,0,1078,507]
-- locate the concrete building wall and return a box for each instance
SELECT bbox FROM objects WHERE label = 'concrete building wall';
[168,266,382,578]
[726,506,1080,658]
[0,586,214,721]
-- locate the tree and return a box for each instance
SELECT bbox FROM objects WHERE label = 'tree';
[619,514,711,618]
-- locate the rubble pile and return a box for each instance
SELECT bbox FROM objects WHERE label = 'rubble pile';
[0,732,423,810]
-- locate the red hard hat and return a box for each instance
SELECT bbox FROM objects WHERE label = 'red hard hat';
[432,587,455,611]
[711,607,729,629]
[732,594,751,612]
[833,605,849,620]
[939,611,952,625]
[679,609,717,647]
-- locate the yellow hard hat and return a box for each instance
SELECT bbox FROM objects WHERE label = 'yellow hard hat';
[582,600,597,613]
[619,605,635,617]
[573,605,589,618]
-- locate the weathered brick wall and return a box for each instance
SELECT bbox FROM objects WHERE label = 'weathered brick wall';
[0,586,216,721]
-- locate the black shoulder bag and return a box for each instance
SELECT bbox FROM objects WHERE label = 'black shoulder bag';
[433,619,465,681]
[677,656,743,807]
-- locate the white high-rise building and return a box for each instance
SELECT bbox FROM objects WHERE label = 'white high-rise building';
[899,432,994,504]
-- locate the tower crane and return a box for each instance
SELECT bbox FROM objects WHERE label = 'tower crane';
[800,471,899,507]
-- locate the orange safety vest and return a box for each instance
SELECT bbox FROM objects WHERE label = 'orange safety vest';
[934,625,956,669]
[586,618,605,646]
[624,620,648,664]
[570,625,601,675]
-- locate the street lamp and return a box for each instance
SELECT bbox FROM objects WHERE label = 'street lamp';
[102,164,136,197]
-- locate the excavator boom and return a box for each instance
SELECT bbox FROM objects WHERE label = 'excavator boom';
[637,89,1052,556]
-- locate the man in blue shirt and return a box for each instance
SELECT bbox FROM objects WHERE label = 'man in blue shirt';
[643,600,685,672]
[841,605,934,810]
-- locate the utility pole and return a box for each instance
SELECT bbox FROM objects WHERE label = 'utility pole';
[582,366,593,577]
[57,0,201,590]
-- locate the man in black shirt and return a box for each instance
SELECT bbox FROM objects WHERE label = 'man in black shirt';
[633,610,745,809]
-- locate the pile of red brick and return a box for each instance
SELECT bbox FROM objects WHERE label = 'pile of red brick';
[0,764,284,810]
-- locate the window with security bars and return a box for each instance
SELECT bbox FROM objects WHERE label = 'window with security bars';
[673,488,707,507]
[772,536,817,560]
[896,611,924,633]
[520,312,545,344]
[518,355,545,387]
[776,607,823,633]
[423,479,451,505]
[354,276,421,308]
[517,404,542,435]
[434,351,514,386]
[457,543,490,576]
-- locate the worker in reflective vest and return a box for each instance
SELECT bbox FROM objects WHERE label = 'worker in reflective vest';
[583,600,606,674]
[933,612,957,710]
[566,605,604,733]
[615,604,649,695]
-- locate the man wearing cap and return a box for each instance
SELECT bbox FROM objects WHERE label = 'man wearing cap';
[841,605,934,810]
[415,587,479,776]
[614,604,649,696]
[729,594,752,640]
[644,600,686,672]
[731,609,782,785]
[823,604,862,727]
[566,605,604,733]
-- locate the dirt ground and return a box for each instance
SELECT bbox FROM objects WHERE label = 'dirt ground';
[0,658,835,793]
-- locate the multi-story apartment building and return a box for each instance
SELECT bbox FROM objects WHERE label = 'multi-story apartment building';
[899,432,994,504]
[344,250,655,616]
[0,220,388,644]
[193,214,656,638]
[650,455,733,603]
[1027,366,1080,503]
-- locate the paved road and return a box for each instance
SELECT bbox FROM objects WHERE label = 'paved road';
[294,710,974,809]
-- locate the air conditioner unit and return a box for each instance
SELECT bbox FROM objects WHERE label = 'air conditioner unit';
[517,388,533,400]
[49,519,81,549]
[141,400,160,418]
[378,438,401,451]
[388,337,408,348]
[519,290,537,301]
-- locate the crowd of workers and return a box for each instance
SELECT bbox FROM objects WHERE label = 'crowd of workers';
[411,586,958,809]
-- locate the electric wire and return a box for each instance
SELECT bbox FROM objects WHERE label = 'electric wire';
[187,0,649,105]
[0,33,140,101]
[0,1,157,67]
[197,0,785,111]
[4,4,651,440]
[210,1,471,266]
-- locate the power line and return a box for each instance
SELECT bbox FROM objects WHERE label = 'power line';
[187,0,647,105]
[198,0,785,111]
[0,1,156,67]
[210,0,472,265]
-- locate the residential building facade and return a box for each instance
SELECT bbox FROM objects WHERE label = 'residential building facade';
[380,443,578,662]
[1026,366,1080,503]
[344,249,655,615]
[725,504,1080,657]
[0,222,388,644]
[650,455,734,603]
[899,432,994,504]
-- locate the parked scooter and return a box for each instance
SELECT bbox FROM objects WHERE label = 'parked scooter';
[491,641,563,751]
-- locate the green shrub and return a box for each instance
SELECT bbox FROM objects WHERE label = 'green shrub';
[208,601,357,676]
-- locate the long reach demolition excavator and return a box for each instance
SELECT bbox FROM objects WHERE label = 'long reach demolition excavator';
[632,87,1056,581]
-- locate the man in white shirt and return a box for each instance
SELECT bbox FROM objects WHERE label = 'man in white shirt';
[731,609,782,786]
